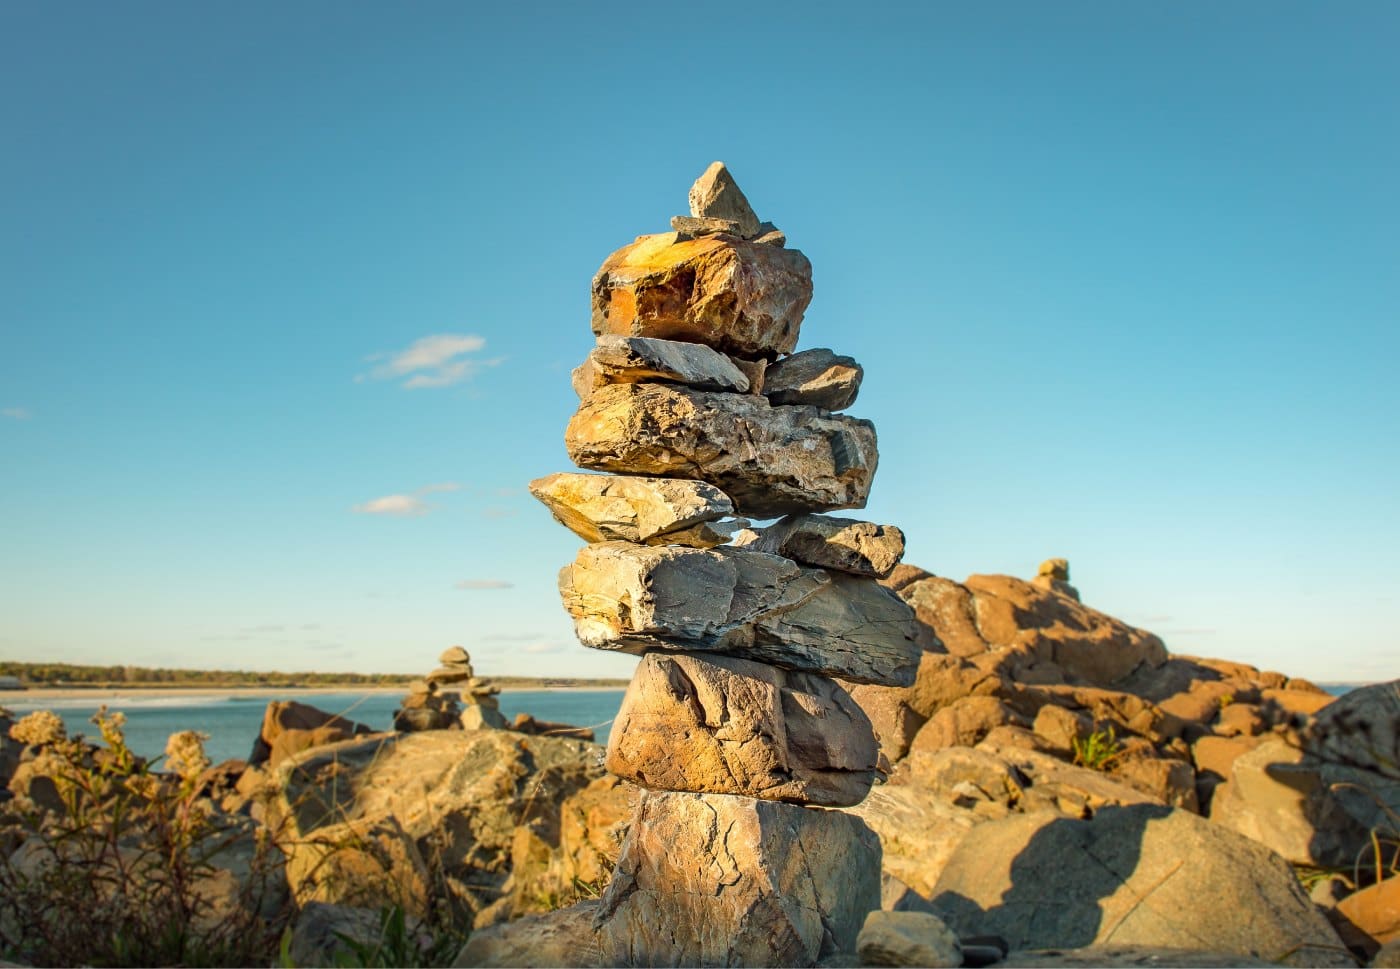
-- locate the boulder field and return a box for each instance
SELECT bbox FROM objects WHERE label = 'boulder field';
[6,159,1396,968]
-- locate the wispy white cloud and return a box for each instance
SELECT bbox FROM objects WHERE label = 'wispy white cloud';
[2,407,31,420]
[455,579,514,590]
[360,334,502,389]
[353,482,462,517]
[354,494,430,517]
[522,641,566,655]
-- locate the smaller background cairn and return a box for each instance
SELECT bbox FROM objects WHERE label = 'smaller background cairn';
[1031,557,1080,601]
[394,646,507,732]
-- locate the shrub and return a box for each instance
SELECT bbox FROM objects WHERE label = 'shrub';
[0,707,291,967]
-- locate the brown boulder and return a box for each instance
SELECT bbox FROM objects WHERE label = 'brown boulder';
[565,382,877,518]
[594,791,880,966]
[687,161,762,238]
[591,232,811,358]
[911,697,1025,754]
[607,652,878,806]
[1333,876,1400,958]
[247,700,373,769]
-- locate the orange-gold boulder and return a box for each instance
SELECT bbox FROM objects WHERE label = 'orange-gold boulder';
[591,232,812,358]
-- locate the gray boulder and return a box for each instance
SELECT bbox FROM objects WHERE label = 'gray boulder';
[856,910,961,967]
[558,542,920,686]
[929,804,1353,967]
[565,382,877,519]
[764,347,864,411]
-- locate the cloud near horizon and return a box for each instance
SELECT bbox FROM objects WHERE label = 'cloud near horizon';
[360,333,502,389]
[454,579,513,590]
[2,407,32,420]
[353,482,461,517]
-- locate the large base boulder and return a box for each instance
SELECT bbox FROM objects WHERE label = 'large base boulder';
[594,791,881,967]
[929,804,1353,967]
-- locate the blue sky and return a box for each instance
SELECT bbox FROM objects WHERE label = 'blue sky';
[2,3,1396,682]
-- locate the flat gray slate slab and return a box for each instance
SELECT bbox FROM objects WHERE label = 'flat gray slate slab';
[557,542,920,686]
[571,334,750,397]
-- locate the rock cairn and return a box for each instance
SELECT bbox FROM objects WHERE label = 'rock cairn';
[530,161,922,966]
[1031,556,1081,601]
[394,646,506,732]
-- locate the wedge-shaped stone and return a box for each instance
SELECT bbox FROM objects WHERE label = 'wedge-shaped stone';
[737,513,906,578]
[570,334,748,398]
[607,652,879,805]
[557,542,920,686]
[594,790,880,967]
[565,383,878,518]
[591,232,812,358]
[660,517,750,549]
[529,472,733,544]
[687,161,763,238]
[764,347,864,410]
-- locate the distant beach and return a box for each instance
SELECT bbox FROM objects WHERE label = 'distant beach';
[5,683,620,703]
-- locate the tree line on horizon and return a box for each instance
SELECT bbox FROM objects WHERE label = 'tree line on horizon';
[0,661,629,690]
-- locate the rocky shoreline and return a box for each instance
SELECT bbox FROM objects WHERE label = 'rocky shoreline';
[1,163,1397,968]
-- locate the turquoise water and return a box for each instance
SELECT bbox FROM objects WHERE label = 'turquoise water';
[3,682,1362,769]
[3,690,625,766]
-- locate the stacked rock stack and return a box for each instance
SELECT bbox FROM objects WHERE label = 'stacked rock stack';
[393,646,507,732]
[1031,556,1081,601]
[529,162,923,966]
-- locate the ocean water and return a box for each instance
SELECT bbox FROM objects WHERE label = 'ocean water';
[2,690,625,766]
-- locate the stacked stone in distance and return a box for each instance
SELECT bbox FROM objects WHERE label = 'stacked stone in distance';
[530,161,922,967]
[394,646,507,732]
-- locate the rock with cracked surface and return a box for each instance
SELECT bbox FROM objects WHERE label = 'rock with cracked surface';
[591,232,812,358]
[528,472,734,545]
[929,804,1352,967]
[570,335,749,398]
[606,652,878,806]
[737,513,906,578]
[764,348,864,411]
[557,542,920,686]
[687,161,762,239]
[670,214,742,238]
[565,383,878,519]
[593,790,880,967]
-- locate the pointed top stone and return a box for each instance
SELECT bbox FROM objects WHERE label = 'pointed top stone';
[689,162,762,239]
